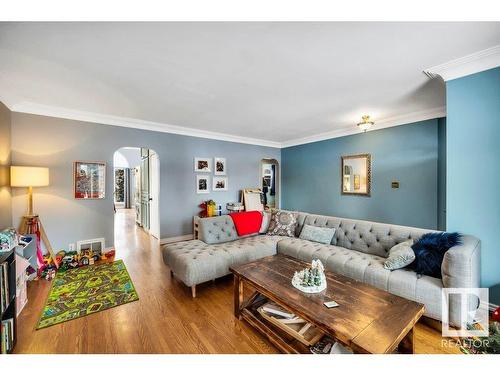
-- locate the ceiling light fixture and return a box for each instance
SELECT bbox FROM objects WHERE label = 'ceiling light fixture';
[357,115,374,132]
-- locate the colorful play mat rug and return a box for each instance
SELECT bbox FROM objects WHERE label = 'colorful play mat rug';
[37,260,139,329]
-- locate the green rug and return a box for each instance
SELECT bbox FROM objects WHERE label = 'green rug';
[37,260,139,329]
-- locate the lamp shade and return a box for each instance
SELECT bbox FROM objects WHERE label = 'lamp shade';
[10,166,49,187]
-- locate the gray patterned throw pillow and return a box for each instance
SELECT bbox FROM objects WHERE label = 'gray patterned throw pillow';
[299,224,335,245]
[384,240,415,270]
[267,210,298,237]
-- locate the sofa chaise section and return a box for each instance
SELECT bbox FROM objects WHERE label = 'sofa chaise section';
[162,215,282,297]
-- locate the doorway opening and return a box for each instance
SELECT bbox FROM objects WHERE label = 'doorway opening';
[113,147,160,245]
[260,158,279,210]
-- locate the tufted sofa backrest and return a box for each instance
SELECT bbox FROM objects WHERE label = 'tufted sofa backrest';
[199,215,241,244]
[302,214,439,258]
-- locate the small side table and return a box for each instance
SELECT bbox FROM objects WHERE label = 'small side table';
[193,216,200,240]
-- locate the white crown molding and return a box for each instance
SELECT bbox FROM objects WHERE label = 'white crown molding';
[281,106,446,148]
[9,101,446,149]
[9,102,282,149]
[423,44,500,82]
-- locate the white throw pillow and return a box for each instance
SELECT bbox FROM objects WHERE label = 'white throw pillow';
[384,240,415,270]
[259,211,271,234]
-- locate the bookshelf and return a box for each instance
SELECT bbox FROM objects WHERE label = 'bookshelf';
[1,250,17,354]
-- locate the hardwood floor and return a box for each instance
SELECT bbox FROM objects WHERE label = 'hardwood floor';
[14,209,459,354]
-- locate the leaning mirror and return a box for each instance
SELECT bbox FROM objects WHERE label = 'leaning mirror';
[341,154,371,196]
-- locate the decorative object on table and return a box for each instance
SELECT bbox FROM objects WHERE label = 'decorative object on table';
[37,260,138,329]
[212,176,228,191]
[383,240,415,270]
[196,175,210,194]
[299,224,336,245]
[214,157,226,175]
[206,200,218,217]
[292,259,327,293]
[242,188,264,211]
[194,157,211,172]
[410,232,462,278]
[226,202,244,213]
[73,161,105,199]
[341,154,371,196]
[10,166,58,270]
[267,209,298,237]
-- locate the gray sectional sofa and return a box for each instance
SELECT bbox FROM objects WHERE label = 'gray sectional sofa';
[162,211,480,324]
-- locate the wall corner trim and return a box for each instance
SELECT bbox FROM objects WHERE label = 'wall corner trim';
[423,44,500,81]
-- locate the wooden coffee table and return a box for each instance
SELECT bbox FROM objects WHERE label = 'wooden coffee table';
[230,254,425,354]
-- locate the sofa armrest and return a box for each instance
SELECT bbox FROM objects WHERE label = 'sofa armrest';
[441,235,480,289]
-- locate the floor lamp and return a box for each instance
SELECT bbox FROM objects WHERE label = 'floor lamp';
[10,166,58,268]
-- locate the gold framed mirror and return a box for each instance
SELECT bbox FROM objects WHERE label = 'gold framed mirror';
[341,154,371,196]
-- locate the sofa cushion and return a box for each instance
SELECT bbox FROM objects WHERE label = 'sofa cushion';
[267,210,298,237]
[162,235,281,286]
[259,211,271,234]
[384,240,415,270]
[302,214,433,258]
[299,224,336,244]
[198,215,240,244]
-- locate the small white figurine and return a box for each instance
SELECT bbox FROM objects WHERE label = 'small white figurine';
[292,259,327,293]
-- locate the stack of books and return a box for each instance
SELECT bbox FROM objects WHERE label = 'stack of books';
[1,318,14,354]
[0,262,10,315]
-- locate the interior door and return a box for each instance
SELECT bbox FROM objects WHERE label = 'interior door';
[140,148,150,230]
[149,151,160,239]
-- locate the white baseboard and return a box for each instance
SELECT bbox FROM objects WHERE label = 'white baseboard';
[160,234,194,245]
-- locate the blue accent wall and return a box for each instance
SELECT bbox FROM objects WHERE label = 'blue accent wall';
[437,117,447,231]
[282,119,442,230]
[446,67,500,288]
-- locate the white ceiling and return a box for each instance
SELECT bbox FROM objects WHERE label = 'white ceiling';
[1,22,499,147]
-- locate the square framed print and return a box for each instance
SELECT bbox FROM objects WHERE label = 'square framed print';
[194,157,211,173]
[74,161,106,199]
[214,157,226,175]
[196,175,210,194]
[213,176,228,192]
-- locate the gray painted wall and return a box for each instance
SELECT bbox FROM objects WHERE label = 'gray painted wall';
[282,119,442,230]
[0,102,12,229]
[10,112,280,250]
[114,147,142,169]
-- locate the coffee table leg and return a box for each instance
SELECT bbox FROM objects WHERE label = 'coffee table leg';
[234,275,244,319]
[398,327,415,354]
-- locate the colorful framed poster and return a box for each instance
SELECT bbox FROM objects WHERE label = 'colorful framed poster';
[74,161,106,199]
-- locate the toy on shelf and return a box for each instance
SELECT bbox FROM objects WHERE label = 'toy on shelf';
[291,259,327,294]
[199,200,221,218]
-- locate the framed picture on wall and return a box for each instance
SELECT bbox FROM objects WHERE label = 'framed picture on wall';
[74,161,106,199]
[213,176,228,191]
[194,157,211,172]
[214,157,226,175]
[196,175,210,194]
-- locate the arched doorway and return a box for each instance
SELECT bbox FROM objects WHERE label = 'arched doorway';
[260,158,279,210]
[113,147,160,242]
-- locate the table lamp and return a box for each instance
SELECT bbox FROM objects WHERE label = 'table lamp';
[10,166,50,216]
[10,166,58,268]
